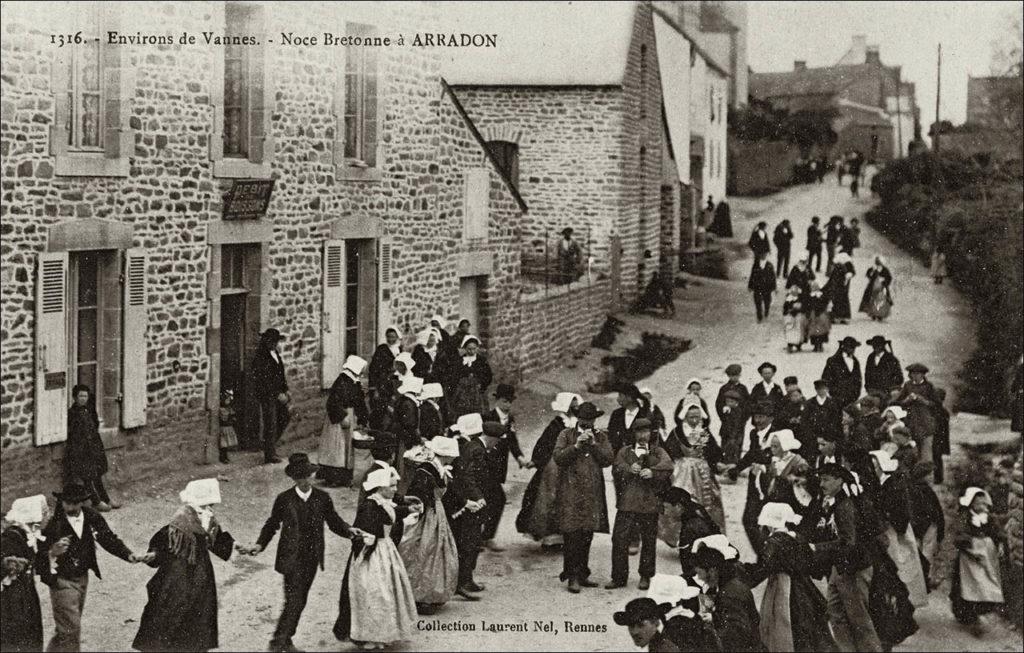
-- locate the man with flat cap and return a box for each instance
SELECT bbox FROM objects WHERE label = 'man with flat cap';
[37,482,147,652]
[896,363,941,463]
[251,328,291,464]
[715,364,750,424]
[246,453,360,652]
[728,400,781,555]
[821,337,863,410]
[553,402,614,593]
[750,361,784,415]
[863,335,904,396]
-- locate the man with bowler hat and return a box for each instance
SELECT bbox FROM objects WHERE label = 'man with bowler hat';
[750,361,784,415]
[613,597,675,651]
[251,328,291,464]
[552,402,614,593]
[822,336,863,410]
[481,384,528,550]
[244,453,360,652]
[36,483,146,652]
[728,401,781,555]
[863,335,904,397]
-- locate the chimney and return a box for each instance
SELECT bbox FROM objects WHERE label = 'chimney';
[866,46,881,65]
[794,60,807,71]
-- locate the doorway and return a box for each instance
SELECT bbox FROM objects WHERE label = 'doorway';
[459,276,481,336]
[220,243,261,448]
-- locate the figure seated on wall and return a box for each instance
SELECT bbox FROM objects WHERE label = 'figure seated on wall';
[631,271,676,317]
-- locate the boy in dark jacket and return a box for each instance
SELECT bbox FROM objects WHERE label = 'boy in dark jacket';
[607,419,674,590]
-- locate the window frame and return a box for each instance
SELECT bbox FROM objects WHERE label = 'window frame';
[333,22,384,182]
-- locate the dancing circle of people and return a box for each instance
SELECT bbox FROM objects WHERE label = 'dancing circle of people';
[0,312,1009,653]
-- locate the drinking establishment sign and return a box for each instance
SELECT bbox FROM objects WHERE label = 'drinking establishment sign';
[223,179,275,220]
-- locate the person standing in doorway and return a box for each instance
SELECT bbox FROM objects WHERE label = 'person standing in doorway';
[773,220,794,277]
[251,328,290,464]
[747,253,776,323]
[806,216,824,273]
[36,483,147,652]
[64,385,119,512]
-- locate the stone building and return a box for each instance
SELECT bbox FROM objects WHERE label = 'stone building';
[0,1,530,498]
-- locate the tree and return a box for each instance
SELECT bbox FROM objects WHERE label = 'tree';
[988,12,1024,134]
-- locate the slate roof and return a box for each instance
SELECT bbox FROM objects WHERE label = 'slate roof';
[440,1,637,86]
[750,64,877,100]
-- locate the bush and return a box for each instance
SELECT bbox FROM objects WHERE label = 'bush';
[589,332,692,393]
[866,150,1023,415]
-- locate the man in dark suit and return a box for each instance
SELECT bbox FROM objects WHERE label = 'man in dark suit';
[247,453,358,653]
[748,221,771,259]
[251,328,290,464]
[749,362,784,415]
[806,216,823,272]
[863,335,904,397]
[450,413,489,600]
[727,401,781,556]
[803,379,842,455]
[747,253,777,323]
[481,384,528,550]
[36,483,145,652]
[821,336,863,410]
[773,220,794,277]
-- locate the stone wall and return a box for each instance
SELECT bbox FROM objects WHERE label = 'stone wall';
[727,137,802,195]
[0,1,525,501]
[518,278,612,379]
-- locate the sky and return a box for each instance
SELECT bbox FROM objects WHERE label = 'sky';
[747,1,1023,128]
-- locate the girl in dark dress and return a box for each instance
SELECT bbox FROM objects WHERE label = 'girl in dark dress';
[65,384,116,510]
[516,392,580,548]
[748,503,837,652]
[334,469,420,649]
[133,479,235,652]
[1,496,47,653]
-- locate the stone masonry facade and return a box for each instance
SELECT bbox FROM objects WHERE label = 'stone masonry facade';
[0,1,532,500]
[452,2,672,310]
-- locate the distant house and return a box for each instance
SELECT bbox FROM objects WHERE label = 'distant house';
[442,1,726,305]
[942,75,1023,161]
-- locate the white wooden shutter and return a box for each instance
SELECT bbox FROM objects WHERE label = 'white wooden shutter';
[121,248,148,428]
[321,240,346,389]
[35,252,69,445]
[463,169,489,241]
[376,237,393,339]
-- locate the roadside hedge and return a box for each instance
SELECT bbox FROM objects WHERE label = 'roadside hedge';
[867,151,1023,415]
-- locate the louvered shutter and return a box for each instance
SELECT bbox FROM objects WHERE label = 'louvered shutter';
[377,237,393,339]
[35,252,69,445]
[121,248,148,428]
[321,240,346,389]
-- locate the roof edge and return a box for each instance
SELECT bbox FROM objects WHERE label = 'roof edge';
[441,78,529,215]
[447,83,622,90]
[652,6,731,78]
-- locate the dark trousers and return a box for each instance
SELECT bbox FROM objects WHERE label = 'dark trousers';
[561,530,594,582]
[454,512,482,585]
[753,290,772,321]
[611,512,657,583]
[259,399,289,461]
[83,477,110,505]
[932,446,944,484]
[826,242,837,270]
[480,484,506,541]
[271,563,317,648]
[776,247,791,277]
[808,245,823,272]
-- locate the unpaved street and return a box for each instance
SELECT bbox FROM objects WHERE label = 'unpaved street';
[48,183,1020,652]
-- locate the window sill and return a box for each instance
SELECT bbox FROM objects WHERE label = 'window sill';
[213,158,273,179]
[335,164,383,183]
[55,154,130,178]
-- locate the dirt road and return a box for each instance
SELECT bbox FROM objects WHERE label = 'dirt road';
[44,183,1019,651]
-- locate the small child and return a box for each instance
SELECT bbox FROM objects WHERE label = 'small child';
[334,469,421,650]
[782,287,806,353]
[951,487,1005,631]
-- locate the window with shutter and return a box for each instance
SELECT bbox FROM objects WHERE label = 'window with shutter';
[334,22,383,180]
[321,240,346,388]
[376,237,394,337]
[51,4,133,176]
[121,248,148,428]
[35,252,70,445]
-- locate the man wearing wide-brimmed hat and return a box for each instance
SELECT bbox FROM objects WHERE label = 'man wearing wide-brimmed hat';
[551,402,614,594]
[245,453,359,652]
[821,336,863,410]
[36,483,145,652]
[481,384,527,549]
[863,335,904,396]
[729,400,780,555]
[251,327,291,464]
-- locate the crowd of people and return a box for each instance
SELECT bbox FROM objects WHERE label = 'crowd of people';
[748,214,892,346]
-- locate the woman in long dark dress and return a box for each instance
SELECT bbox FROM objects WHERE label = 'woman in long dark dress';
[133,479,235,652]
[369,326,402,413]
[747,502,837,652]
[1,496,47,653]
[517,392,580,548]
[318,355,370,487]
[825,253,854,324]
[449,335,492,417]
[64,384,115,510]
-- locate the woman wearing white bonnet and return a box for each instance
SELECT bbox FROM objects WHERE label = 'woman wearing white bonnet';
[412,327,443,382]
[450,334,493,417]
[368,325,404,414]
[397,436,461,613]
[319,354,370,488]
[132,478,236,651]
[515,392,582,549]
[748,502,837,652]
[2,495,48,652]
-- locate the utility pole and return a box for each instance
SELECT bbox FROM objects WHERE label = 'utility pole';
[894,68,904,158]
[934,44,942,152]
